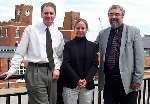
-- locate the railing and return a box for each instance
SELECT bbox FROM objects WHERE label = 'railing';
[140,69,150,104]
[0,75,27,104]
[0,70,150,104]
[97,70,150,104]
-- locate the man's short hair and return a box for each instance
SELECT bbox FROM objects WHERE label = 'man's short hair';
[41,2,56,14]
[108,5,125,16]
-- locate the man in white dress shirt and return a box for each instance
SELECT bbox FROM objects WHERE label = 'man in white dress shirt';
[0,2,64,104]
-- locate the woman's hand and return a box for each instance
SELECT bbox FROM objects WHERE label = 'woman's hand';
[78,79,87,89]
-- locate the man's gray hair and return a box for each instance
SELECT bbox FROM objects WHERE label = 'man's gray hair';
[108,5,125,16]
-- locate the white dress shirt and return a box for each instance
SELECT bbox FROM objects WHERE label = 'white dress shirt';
[8,22,64,74]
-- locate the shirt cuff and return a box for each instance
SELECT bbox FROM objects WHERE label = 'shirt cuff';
[54,64,60,70]
[8,67,17,75]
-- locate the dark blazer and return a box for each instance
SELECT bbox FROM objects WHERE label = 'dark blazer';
[61,37,98,90]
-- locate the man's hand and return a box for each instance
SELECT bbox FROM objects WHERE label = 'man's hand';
[130,82,141,90]
[52,69,60,80]
[0,72,13,80]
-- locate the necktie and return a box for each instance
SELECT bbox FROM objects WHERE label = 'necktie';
[46,27,55,69]
[107,29,119,70]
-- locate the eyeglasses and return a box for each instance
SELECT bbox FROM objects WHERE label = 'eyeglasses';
[108,13,122,17]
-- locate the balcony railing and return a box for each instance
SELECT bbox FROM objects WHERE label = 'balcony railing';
[0,70,150,104]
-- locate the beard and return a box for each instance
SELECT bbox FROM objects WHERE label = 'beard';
[110,18,122,29]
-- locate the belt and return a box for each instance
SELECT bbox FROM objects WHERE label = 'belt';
[28,62,50,67]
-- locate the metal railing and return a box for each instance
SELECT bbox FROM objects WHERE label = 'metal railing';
[0,75,150,104]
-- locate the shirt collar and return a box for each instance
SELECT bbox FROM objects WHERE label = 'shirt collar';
[40,22,55,32]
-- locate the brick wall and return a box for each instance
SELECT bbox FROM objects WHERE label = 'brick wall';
[0,4,33,74]
[144,56,150,67]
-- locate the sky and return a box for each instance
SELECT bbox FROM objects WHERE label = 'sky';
[0,0,150,41]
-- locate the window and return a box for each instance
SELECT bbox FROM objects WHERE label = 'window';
[5,28,8,37]
[17,63,26,75]
[0,27,1,36]
[0,27,7,38]
[144,50,150,56]
[16,26,21,38]
[0,26,4,38]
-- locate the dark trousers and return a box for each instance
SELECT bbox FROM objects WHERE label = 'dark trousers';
[57,77,64,104]
[103,75,138,104]
[25,65,57,104]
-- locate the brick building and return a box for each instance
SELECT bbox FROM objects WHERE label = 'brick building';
[0,4,33,46]
[0,4,33,74]
[59,11,80,41]
[143,35,150,67]
[0,3,80,74]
